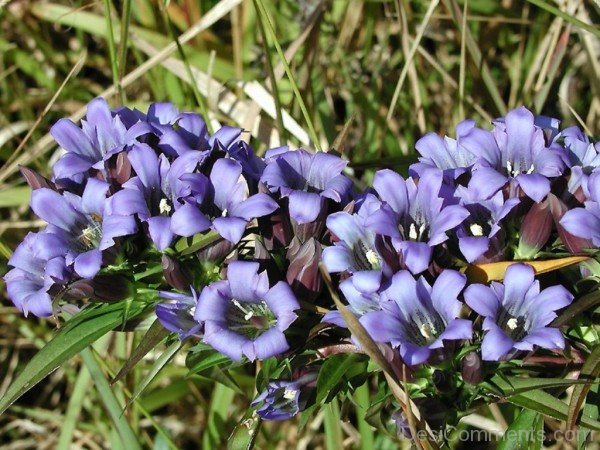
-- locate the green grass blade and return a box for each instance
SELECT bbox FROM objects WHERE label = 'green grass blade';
[102,0,122,101]
[323,397,343,450]
[526,0,600,39]
[354,382,375,450]
[81,347,142,450]
[0,302,145,415]
[202,382,236,448]
[55,363,92,450]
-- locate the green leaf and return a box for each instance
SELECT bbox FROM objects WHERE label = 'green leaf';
[567,345,600,430]
[127,340,182,406]
[227,409,262,450]
[482,375,595,397]
[509,389,600,431]
[0,302,145,415]
[316,353,366,404]
[81,348,142,450]
[111,319,169,385]
[174,230,222,255]
[497,409,542,450]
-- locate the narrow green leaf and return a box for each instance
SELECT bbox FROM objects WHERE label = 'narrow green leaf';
[567,345,600,430]
[525,0,600,39]
[497,409,541,450]
[81,348,142,450]
[127,340,182,406]
[316,353,364,404]
[354,382,375,450]
[324,397,343,450]
[482,375,595,397]
[0,302,145,415]
[509,389,600,431]
[55,364,92,450]
[112,319,169,385]
[227,409,262,450]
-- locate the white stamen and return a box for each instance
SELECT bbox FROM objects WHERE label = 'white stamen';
[418,223,427,240]
[506,318,519,330]
[283,389,297,400]
[365,249,380,266]
[159,198,172,215]
[221,208,228,217]
[82,226,96,240]
[409,223,418,240]
[189,306,196,316]
[470,223,484,237]
[526,164,535,174]
[244,311,254,320]
[419,323,434,340]
[506,160,513,176]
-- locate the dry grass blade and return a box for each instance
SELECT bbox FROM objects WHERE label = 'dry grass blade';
[0,51,86,179]
[566,345,600,431]
[386,0,439,123]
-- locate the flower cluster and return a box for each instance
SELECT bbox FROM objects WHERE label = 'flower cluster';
[6,101,596,424]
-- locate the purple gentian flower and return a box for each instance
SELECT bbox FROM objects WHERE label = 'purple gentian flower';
[361,270,472,366]
[411,119,498,179]
[473,107,566,202]
[107,143,211,250]
[454,187,520,263]
[156,288,202,340]
[260,148,352,224]
[322,271,383,328]
[366,169,469,274]
[194,261,300,362]
[464,263,573,361]
[51,98,149,180]
[4,232,70,317]
[30,179,137,278]
[562,126,600,196]
[251,372,317,420]
[560,170,600,246]
[201,158,278,244]
[322,194,386,276]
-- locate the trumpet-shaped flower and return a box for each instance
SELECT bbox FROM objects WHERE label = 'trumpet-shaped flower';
[194,261,300,362]
[260,148,352,224]
[30,179,137,278]
[361,270,472,366]
[464,263,573,361]
[366,169,469,273]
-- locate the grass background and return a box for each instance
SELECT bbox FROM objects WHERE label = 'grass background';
[0,0,599,448]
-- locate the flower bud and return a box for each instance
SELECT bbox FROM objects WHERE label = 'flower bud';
[286,237,322,300]
[66,274,134,302]
[19,166,55,190]
[106,151,132,185]
[461,351,484,385]
[548,193,593,254]
[161,254,192,291]
[196,237,235,263]
[257,184,292,249]
[516,198,553,259]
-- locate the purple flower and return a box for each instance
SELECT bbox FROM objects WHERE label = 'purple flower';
[464,263,573,361]
[474,107,566,202]
[322,271,383,328]
[203,158,278,244]
[107,144,211,250]
[361,270,472,366]
[156,289,202,340]
[560,171,600,246]
[322,194,387,276]
[411,119,497,179]
[194,261,300,362]
[454,187,519,263]
[260,148,352,224]
[251,373,317,421]
[366,169,469,274]
[4,232,70,317]
[31,179,137,278]
[562,126,600,196]
[51,98,149,181]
